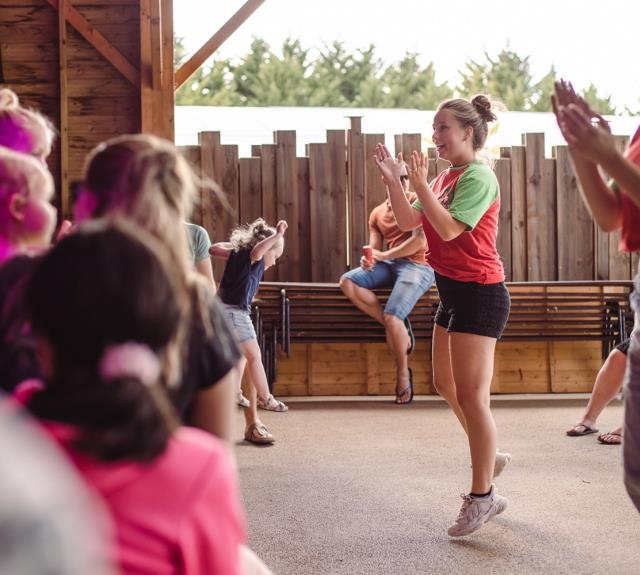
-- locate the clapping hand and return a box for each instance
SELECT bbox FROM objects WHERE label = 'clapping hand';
[408,150,429,192]
[276,220,288,235]
[373,144,404,186]
[552,79,614,164]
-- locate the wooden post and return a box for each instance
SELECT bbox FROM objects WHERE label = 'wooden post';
[57,0,69,218]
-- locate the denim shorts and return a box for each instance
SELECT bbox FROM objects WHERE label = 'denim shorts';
[434,272,510,339]
[341,259,435,320]
[223,305,256,343]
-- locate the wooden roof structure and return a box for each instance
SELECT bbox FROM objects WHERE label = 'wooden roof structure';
[0,0,264,217]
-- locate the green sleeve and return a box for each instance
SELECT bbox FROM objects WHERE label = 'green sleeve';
[186,223,212,262]
[448,163,499,230]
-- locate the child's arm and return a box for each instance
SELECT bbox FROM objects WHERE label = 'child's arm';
[250,220,288,262]
[209,242,234,260]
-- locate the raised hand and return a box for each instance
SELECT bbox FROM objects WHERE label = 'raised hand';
[557,103,615,164]
[408,150,429,192]
[373,143,404,186]
[276,220,288,235]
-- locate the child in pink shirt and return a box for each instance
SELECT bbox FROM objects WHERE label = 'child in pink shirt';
[25,222,246,574]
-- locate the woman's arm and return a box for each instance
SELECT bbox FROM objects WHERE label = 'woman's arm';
[375,228,426,260]
[408,151,466,241]
[568,153,623,232]
[249,220,287,262]
[373,144,421,231]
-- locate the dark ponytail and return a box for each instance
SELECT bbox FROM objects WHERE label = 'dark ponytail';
[27,221,186,462]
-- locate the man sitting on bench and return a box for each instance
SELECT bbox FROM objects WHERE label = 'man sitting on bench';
[340,164,435,404]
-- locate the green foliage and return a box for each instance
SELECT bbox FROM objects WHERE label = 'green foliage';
[581,83,617,115]
[174,37,619,114]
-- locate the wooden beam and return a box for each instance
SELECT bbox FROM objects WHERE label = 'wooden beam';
[46,0,140,87]
[161,0,175,140]
[58,0,69,218]
[175,0,266,89]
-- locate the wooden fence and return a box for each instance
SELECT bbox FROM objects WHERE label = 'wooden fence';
[179,119,638,283]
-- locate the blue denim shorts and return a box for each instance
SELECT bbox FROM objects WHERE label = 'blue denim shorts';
[341,259,435,320]
[223,305,256,343]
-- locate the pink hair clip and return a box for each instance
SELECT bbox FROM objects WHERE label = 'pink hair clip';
[98,342,160,386]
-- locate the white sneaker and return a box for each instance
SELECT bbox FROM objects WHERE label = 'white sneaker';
[447,485,508,537]
[494,450,511,478]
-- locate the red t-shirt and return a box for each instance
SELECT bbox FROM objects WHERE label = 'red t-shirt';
[413,161,505,283]
[616,125,640,253]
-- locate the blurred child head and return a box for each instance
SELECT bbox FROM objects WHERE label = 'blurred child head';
[77,134,198,276]
[229,218,284,270]
[27,221,187,461]
[0,146,56,256]
[0,89,56,163]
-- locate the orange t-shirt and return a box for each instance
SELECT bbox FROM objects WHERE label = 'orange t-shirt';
[369,192,427,265]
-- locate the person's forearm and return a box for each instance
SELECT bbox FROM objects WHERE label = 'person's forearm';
[414,182,465,241]
[251,232,283,261]
[600,152,640,210]
[570,152,623,231]
[382,234,425,259]
[386,179,422,231]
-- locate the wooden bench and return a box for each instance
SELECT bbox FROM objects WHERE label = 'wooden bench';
[251,281,634,385]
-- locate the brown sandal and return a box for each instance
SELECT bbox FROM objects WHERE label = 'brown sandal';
[244,423,275,445]
[597,431,622,445]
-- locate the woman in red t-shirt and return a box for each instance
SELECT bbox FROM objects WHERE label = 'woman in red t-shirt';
[374,95,510,537]
[553,79,640,513]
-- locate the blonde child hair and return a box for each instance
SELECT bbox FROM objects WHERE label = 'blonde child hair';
[0,146,55,255]
[229,218,282,253]
[83,134,197,278]
[0,89,56,162]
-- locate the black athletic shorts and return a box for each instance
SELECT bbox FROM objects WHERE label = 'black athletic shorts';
[434,272,511,339]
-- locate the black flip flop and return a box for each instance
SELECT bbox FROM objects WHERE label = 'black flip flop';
[566,423,599,437]
[404,317,415,355]
[395,367,414,404]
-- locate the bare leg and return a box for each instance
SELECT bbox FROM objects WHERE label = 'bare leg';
[238,356,260,429]
[340,278,385,324]
[431,324,467,430]
[383,313,410,401]
[568,349,626,431]
[450,332,497,494]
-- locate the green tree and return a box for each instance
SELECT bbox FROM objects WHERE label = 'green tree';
[308,42,382,106]
[581,83,617,115]
[528,67,557,112]
[380,54,452,109]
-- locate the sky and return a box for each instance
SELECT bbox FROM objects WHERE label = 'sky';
[174,0,640,113]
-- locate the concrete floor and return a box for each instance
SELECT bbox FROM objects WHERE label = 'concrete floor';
[234,395,639,575]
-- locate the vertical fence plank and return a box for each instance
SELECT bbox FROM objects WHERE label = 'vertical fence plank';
[297,157,311,281]
[259,144,277,280]
[556,145,593,280]
[327,129,348,279]
[364,134,387,224]
[525,133,556,280]
[348,117,366,272]
[510,146,527,281]
[494,156,512,281]
[238,157,261,224]
[309,134,347,281]
[198,131,219,236]
[275,131,300,281]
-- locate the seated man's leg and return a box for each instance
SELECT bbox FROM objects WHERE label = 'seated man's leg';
[383,261,435,403]
[339,263,393,324]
